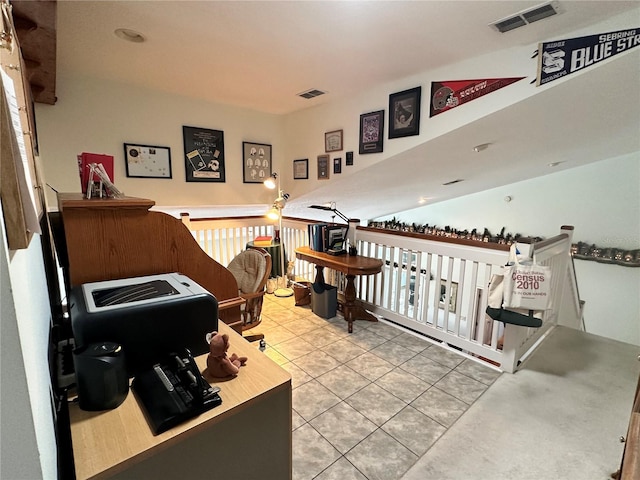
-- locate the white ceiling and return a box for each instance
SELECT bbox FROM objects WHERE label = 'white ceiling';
[56,1,640,220]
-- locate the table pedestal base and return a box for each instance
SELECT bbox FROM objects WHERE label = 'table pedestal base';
[340,274,378,333]
[297,247,383,334]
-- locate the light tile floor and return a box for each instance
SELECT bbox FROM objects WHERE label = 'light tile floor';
[257,292,502,480]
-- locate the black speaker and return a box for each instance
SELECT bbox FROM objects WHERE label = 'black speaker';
[74,342,129,411]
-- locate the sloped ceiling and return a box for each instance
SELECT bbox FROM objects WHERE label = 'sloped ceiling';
[288,49,640,220]
[52,0,640,115]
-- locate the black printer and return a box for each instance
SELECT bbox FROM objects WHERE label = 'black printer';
[69,273,218,376]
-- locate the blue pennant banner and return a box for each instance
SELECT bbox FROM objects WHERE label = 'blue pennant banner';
[536,27,639,86]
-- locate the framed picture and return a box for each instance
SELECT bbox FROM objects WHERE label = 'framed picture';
[359,110,384,154]
[183,126,225,182]
[242,142,272,183]
[333,157,342,174]
[346,151,354,166]
[124,143,172,179]
[293,158,308,179]
[317,154,330,180]
[439,280,458,313]
[389,86,421,139]
[325,129,343,152]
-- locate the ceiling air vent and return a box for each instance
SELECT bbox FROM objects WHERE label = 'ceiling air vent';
[442,179,464,186]
[489,1,564,33]
[493,16,527,33]
[298,89,326,99]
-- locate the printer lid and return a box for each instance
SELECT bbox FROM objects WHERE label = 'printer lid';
[81,273,211,314]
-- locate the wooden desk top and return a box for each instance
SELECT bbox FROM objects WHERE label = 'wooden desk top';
[295,246,383,276]
[58,192,155,211]
[69,322,291,480]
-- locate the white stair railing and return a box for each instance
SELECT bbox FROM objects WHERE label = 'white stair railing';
[180,213,314,278]
[178,212,575,372]
[499,226,575,372]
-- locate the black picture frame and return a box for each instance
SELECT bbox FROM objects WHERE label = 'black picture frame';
[333,157,342,174]
[293,158,308,179]
[242,142,272,183]
[124,143,172,179]
[359,110,384,154]
[317,154,330,179]
[346,151,354,166]
[389,86,421,139]
[182,126,225,182]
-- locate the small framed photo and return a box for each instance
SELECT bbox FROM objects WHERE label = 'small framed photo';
[439,280,458,313]
[293,158,308,179]
[325,129,343,152]
[124,143,172,178]
[346,151,354,166]
[333,157,342,174]
[389,86,421,139]
[317,154,330,180]
[359,110,384,154]
[243,142,272,183]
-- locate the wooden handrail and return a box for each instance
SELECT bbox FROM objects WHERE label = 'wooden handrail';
[358,226,512,251]
[180,213,326,225]
[531,233,570,251]
[618,372,640,479]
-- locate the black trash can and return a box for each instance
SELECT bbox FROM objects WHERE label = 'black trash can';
[311,283,338,319]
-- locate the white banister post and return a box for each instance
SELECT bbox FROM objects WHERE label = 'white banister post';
[180,212,191,229]
[560,225,574,242]
[500,324,527,373]
[555,225,576,328]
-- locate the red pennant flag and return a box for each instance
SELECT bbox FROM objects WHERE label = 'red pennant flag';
[430,77,525,117]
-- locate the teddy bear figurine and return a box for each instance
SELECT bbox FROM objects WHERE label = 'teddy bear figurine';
[205,331,247,378]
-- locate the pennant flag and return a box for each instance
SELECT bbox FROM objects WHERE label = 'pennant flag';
[536,27,639,86]
[429,77,525,117]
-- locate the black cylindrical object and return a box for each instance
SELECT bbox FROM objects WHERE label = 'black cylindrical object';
[311,283,338,319]
[74,342,128,411]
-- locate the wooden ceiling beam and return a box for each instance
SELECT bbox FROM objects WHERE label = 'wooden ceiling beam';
[10,0,57,105]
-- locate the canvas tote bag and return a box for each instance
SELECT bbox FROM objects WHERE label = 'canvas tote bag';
[485,245,545,328]
[502,244,552,311]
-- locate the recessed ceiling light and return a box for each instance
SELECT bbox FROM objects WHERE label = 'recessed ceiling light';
[114,28,146,43]
[548,161,564,167]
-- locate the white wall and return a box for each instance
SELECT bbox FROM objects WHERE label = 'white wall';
[36,74,286,209]
[376,154,640,346]
[1,208,57,479]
